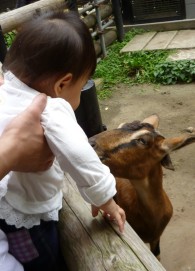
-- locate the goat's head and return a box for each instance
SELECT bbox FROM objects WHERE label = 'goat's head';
[89,114,195,180]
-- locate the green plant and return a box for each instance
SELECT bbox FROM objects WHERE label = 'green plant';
[4,31,16,48]
[154,60,195,84]
[94,30,170,99]
[123,50,169,83]
[94,30,143,87]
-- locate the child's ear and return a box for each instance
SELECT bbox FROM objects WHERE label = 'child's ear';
[54,73,73,96]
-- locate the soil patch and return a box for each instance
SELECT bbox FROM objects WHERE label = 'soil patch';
[99,83,195,271]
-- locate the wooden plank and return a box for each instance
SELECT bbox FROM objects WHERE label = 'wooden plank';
[59,175,146,271]
[120,32,156,53]
[0,0,66,34]
[144,30,178,50]
[167,48,195,61]
[59,174,166,271]
[167,30,195,49]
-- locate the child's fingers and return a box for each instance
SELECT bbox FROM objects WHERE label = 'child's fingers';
[116,208,126,233]
[91,205,99,217]
[120,208,126,223]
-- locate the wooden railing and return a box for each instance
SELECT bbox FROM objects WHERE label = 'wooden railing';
[0,0,119,57]
[59,174,166,271]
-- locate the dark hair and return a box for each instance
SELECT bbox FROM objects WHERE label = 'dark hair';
[3,11,96,85]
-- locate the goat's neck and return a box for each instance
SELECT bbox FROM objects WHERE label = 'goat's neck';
[134,165,163,192]
[131,164,165,212]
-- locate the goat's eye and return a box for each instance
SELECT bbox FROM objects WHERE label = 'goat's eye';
[137,138,146,145]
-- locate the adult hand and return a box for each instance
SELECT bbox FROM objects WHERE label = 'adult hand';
[0,94,54,175]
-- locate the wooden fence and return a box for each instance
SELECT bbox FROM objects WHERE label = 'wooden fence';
[59,174,166,271]
[0,0,123,57]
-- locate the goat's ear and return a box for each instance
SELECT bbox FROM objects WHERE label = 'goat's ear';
[161,154,175,170]
[142,114,159,129]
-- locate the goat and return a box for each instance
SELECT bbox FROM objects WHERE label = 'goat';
[89,114,195,259]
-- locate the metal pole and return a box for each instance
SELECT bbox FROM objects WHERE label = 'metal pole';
[91,19,114,38]
[94,0,107,57]
[111,0,124,41]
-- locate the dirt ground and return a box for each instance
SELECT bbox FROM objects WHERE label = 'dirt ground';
[98,83,195,271]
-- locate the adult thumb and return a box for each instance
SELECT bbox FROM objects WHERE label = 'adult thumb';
[26,94,47,120]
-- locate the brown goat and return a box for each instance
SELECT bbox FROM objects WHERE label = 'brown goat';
[89,114,195,259]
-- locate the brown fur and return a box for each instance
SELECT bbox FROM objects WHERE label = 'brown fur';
[89,114,195,258]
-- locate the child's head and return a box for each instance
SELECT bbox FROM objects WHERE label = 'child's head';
[3,11,97,109]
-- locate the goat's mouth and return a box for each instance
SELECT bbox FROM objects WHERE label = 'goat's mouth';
[161,154,174,171]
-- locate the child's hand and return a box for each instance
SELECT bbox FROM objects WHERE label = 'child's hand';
[91,198,126,233]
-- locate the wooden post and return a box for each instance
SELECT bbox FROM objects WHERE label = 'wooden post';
[0,0,67,34]
[59,174,166,271]
[82,4,113,29]
[94,29,117,56]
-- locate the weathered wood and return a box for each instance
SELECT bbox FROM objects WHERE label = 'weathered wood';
[167,29,195,49]
[59,174,166,271]
[120,32,156,53]
[82,4,116,56]
[0,0,116,56]
[94,29,117,56]
[144,31,178,50]
[82,4,113,29]
[0,0,67,34]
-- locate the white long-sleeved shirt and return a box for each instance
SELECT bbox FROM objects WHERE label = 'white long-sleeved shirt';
[0,71,116,228]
